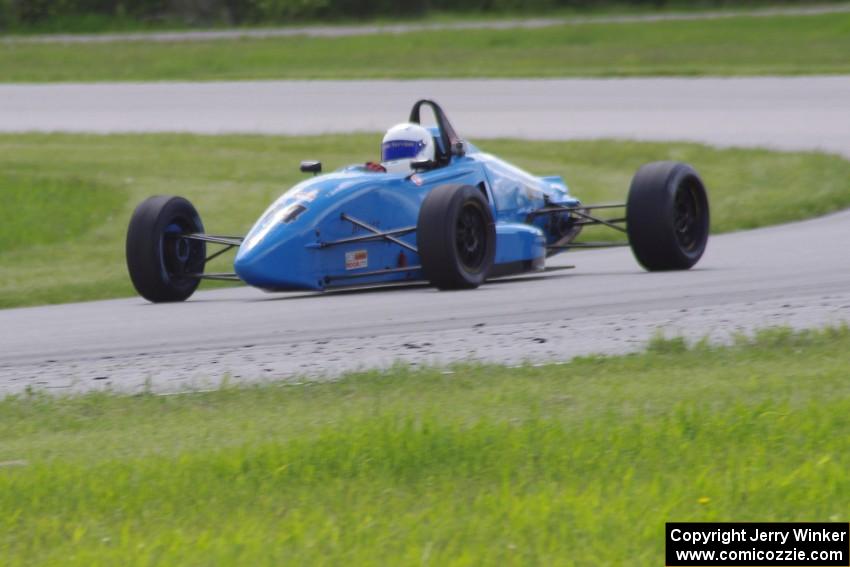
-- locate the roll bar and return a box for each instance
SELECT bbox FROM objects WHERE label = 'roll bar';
[408,99,465,166]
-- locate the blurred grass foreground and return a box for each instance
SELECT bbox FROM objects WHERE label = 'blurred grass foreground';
[0,325,848,564]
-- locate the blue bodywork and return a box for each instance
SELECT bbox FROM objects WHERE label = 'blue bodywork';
[234,134,581,291]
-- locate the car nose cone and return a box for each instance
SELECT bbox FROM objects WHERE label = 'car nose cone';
[234,240,276,288]
[234,227,320,291]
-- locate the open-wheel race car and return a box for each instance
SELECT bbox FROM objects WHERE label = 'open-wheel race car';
[126,99,710,303]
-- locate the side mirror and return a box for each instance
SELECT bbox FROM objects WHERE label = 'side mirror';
[411,158,436,171]
[300,160,322,175]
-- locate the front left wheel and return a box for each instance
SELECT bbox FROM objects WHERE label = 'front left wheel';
[126,196,206,303]
[417,184,496,290]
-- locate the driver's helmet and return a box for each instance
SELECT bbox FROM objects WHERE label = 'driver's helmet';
[381,123,435,174]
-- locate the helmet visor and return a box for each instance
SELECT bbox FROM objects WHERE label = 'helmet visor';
[382,140,426,162]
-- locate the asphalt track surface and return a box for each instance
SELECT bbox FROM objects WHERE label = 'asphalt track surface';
[5,4,849,44]
[1,77,849,394]
[3,77,849,156]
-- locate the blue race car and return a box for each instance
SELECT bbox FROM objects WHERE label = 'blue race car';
[126,99,709,302]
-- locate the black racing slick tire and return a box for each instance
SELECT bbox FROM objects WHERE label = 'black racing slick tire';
[626,161,710,271]
[126,196,206,303]
[417,184,496,290]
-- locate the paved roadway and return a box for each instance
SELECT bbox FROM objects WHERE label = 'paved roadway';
[3,77,850,156]
[0,77,848,394]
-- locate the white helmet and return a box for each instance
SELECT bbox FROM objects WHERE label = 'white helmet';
[381,123,435,174]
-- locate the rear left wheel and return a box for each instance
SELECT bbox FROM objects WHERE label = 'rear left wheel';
[126,195,206,302]
[626,161,710,271]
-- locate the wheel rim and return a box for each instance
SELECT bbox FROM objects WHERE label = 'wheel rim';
[673,184,702,251]
[162,220,204,282]
[455,202,487,271]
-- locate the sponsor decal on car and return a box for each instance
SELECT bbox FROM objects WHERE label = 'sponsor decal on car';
[286,186,319,203]
[345,250,368,270]
[298,189,319,202]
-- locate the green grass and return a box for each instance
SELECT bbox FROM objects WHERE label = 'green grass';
[3,11,850,81]
[0,174,126,250]
[1,133,849,308]
[1,325,848,565]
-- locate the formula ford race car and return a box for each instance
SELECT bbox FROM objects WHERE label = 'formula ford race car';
[126,99,710,303]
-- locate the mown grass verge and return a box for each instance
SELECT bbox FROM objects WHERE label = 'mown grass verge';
[2,11,850,81]
[2,133,849,308]
[0,325,848,565]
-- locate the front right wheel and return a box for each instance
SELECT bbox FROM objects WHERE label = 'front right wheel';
[626,161,710,271]
[126,195,206,303]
